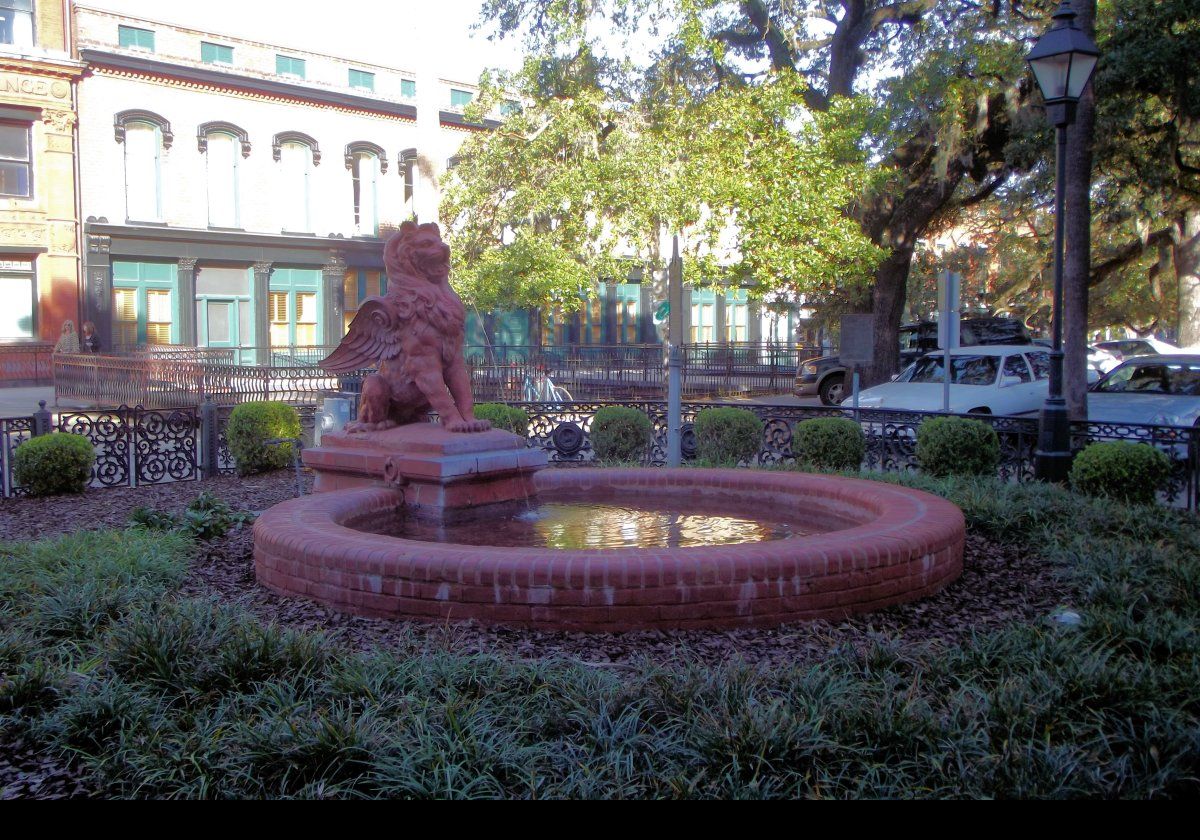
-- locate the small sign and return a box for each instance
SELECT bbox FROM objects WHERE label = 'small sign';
[839,314,874,366]
[0,260,34,272]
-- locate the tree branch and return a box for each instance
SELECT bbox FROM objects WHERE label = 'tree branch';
[1089,226,1176,287]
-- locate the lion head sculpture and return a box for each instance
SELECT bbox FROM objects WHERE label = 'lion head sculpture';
[385,221,451,285]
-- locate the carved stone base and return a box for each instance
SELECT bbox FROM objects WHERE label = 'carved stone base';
[302,422,547,523]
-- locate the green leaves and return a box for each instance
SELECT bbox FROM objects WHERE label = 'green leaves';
[442,62,884,312]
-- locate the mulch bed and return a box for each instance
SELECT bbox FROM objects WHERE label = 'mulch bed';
[1,469,1073,798]
[1,470,1073,664]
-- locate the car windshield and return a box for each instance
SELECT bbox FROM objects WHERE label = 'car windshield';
[1096,361,1200,395]
[908,354,999,385]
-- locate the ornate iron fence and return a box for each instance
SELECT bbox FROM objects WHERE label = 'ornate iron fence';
[53,405,202,489]
[510,400,1195,508]
[0,414,36,496]
[5,394,1193,509]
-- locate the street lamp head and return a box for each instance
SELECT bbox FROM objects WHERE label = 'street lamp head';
[1026,1,1100,107]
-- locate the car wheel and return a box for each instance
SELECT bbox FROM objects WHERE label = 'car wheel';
[819,373,846,406]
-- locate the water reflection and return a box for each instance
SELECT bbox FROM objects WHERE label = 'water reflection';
[361,495,804,549]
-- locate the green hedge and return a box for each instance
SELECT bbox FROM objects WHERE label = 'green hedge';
[793,417,865,471]
[590,406,652,462]
[916,416,1000,478]
[1070,441,1170,504]
[227,402,301,476]
[472,403,529,436]
[693,407,763,466]
[12,433,95,496]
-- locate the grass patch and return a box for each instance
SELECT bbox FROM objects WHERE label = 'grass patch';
[2,480,1199,798]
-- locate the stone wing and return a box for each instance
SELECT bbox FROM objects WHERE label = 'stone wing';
[320,297,403,373]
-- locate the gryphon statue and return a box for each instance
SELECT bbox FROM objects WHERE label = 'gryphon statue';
[321,221,491,433]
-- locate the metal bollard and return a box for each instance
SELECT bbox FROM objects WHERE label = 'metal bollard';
[264,436,305,497]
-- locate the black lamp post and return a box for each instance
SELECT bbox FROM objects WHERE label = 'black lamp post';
[1027,0,1099,482]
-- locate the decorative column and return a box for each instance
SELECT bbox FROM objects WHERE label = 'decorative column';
[176,257,198,346]
[748,300,763,343]
[603,280,618,344]
[322,253,347,344]
[639,283,655,343]
[84,233,112,351]
[715,293,727,345]
[252,261,273,365]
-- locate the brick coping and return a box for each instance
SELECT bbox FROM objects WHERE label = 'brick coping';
[254,469,965,631]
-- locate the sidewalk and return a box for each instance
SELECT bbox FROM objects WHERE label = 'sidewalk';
[0,386,92,418]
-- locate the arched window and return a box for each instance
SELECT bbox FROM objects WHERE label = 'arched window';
[345,142,386,236]
[198,122,249,228]
[274,133,319,233]
[114,110,172,222]
[399,147,417,221]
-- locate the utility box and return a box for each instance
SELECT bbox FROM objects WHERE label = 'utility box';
[315,396,352,446]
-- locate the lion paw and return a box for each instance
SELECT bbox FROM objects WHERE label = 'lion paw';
[345,418,398,434]
[447,418,492,433]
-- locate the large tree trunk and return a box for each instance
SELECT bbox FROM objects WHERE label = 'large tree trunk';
[1063,0,1096,420]
[1176,209,1200,346]
[869,250,912,382]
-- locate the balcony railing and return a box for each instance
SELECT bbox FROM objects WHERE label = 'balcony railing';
[55,342,823,405]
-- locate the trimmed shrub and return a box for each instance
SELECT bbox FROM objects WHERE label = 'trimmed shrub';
[590,406,652,462]
[916,416,1000,478]
[693,407,763,466]
[794,417,865,471]
[473,403,529,436]
[227,402,301,476]
[1070,441,1170,504]
[12,433,94,496]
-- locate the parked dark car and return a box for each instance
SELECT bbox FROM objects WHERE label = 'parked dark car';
[796,317,1032,405]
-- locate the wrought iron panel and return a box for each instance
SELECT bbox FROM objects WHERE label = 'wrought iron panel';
[0,415,34,497]
[133,406,200,484]
[58,408,132,487]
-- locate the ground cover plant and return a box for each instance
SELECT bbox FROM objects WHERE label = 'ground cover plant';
[1,471,1198,798]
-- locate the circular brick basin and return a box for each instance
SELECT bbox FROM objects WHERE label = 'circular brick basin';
[253,469,965,631]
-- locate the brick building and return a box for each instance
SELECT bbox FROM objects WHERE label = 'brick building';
[73,3,495,358]
[0,0,84,379]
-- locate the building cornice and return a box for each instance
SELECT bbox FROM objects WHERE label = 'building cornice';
[80,49,417,122]
[438,110,501,132]
[0,54,86,78]
[85,221,387,254]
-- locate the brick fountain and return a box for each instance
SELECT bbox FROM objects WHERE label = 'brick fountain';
[252,223,965,631]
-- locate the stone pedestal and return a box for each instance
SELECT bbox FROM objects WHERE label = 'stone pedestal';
[302,422,547,523]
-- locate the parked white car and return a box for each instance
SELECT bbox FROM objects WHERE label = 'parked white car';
[1032,339,1120,374]
[1087,354,1200,427]
[855,346,1051,415]
[1093,337,1182,360]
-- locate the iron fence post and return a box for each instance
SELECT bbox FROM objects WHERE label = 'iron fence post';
[200,399,219,478]
[32,400,52,436]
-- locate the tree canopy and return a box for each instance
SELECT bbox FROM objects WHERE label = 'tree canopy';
[442,54,884,314]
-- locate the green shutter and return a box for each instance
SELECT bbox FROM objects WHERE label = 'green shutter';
[349,69,375,91]
[400,79,416,98]
[201,42,233,64]
[118,26,155,51]
[276,55,306,78]
[450,89,473,108]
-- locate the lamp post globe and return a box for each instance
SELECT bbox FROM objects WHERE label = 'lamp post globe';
[1026,1,1099,483]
